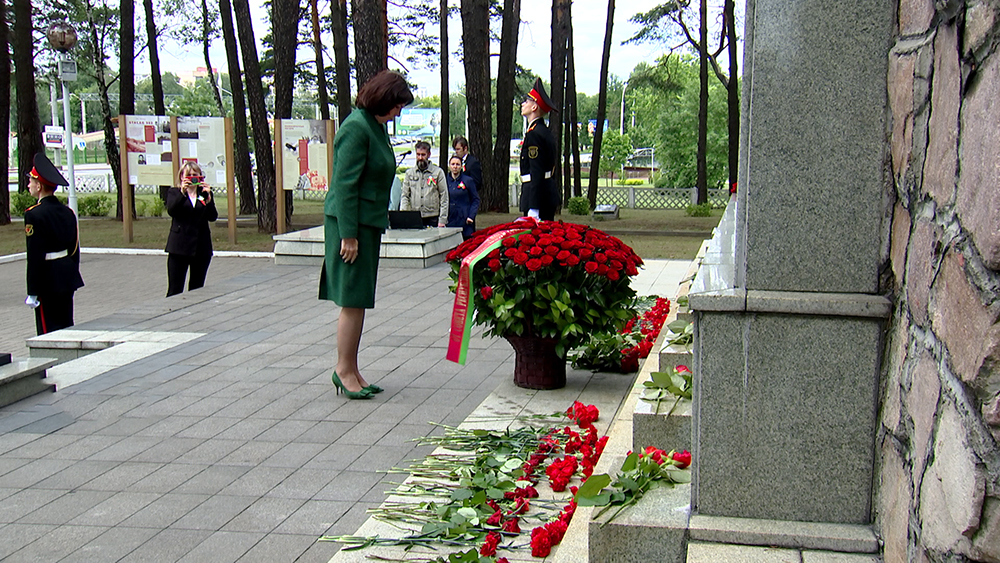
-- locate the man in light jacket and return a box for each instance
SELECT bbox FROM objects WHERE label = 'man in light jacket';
[400,140,448,227]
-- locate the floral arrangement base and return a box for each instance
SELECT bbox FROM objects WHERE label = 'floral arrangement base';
[507,335,566,390]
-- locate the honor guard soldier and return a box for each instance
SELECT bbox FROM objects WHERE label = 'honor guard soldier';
[24,153,84,335]
[519,78,559,221]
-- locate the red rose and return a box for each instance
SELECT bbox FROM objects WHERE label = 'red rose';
[672,449,692,468]
[597,264,609,276]
[545,245,560,256]
[520,234,536,245]
[513,251,529,265]
[584,261,599,274]
[579,248,594,259]
[676,365,691,373]
[607,270,620,281]
[526,258,543,271]
[595,253,608,264]
[565,255,580,266]
[540,255,554,266]
[529,246,544,257]
[504,247,517,258]
[556,250,571,261]
[480,286,494,299]
[610,259,623,271]
[488,259,501,272]
[502,237,516,247]
[488,248,501,259]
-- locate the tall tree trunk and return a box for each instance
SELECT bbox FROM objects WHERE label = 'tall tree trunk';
[13,0,41,194]
[330,0,351,122]
[272,0,298,118]
[549,0,569,204]
[352,0,387,87]
[438,0,449,170]
[219,0,256,214]
[272,0,299,226]
[587,0,614,208]
[233,0,277,232]
[725,0,738,193]
[84,0,125,219]
[143,0,165,115]
[696,0,708,204]
[311,0,329,120]
[203,0,225,116]
[0,0,10,224]
[566,17,582,199]
[489,0,519,211]
[119,0,135,115]
[460,0,492,210]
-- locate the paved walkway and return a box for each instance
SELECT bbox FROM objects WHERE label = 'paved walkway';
[0,253,687,562]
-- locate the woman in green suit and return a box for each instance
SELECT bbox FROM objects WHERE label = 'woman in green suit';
[320,70,414,399]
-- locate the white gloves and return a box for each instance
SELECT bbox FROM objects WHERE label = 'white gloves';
[25,296,40,309]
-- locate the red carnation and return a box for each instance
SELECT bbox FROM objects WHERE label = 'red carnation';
[531,527,554,558]
[502,517,521,533]
[480,286,494,300]
[486,509,503,526]
[480,530,501,557]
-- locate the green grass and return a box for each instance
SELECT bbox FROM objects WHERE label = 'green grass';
[1,200,720,260]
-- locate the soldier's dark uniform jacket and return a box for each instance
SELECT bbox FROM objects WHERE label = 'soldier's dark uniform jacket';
[25,154,84,334]
[519,118,559,220]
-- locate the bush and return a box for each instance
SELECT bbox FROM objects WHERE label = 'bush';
[10,191,36,216]
[135,199,148,217]
[149,197,166,217]
[685,203,713,217]
[653,174,671,189]
[567,196,590,216]
[78,194,113,217]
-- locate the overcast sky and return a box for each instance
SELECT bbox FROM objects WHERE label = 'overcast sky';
[152,0,716,98]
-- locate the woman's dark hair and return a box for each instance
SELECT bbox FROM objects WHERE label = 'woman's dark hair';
[356,70,414,117]
[449,154,463,165]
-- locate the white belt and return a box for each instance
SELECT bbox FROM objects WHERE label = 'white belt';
[520,171,553,182]
[45,250,68,261]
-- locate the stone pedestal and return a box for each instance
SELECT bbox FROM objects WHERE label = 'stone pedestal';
[272,225,463,267]
[687,0,893,526]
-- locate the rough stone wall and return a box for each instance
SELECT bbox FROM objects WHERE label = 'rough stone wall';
[878,1,1000,562]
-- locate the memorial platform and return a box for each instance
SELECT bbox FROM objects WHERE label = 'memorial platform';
[272,226,464,268]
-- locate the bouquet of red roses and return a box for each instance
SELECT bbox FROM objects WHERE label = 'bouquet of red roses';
[446,219,644,359]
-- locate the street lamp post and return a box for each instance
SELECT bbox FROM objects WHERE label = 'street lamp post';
[46,22,79,214]
[620,80,629,135]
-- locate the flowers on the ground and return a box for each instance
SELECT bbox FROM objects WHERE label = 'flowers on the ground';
[447,219,643,357]
[570,295,672,373]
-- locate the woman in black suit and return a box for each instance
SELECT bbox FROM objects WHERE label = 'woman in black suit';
[165,162,218,297]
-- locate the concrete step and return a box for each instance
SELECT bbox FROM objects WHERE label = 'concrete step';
[588,474,692,563]
[272,225,464,267]
[0,356,57,407]
[687,541,881,562]
[688,515,880,553]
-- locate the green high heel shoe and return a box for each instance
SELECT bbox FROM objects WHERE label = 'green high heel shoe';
[364,384,384,394]
[332,372,373,399]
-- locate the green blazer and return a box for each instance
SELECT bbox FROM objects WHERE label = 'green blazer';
[324,108,395,239]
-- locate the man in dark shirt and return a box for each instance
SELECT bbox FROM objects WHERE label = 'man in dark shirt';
[24,153,84,335]
[452,135,482,192]
[519,78,559,220]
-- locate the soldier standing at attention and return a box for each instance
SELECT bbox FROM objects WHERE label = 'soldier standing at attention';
[24,153,84,335]
[519,78,559,221]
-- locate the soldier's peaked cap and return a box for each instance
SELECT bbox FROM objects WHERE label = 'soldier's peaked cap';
[30,153,69,188]
[528,78,557,114]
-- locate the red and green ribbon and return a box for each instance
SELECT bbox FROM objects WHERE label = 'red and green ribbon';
[447,227,529,364]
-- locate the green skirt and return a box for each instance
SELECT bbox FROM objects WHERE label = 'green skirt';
[318,216,382,308]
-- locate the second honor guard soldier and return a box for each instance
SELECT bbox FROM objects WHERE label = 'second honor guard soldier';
[519,78,559,220]
[24,153,84,335]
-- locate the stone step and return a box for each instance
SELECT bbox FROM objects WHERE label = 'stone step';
[687,541,881,563]
[272,225,464,267]
[0,357,57,408]
[688,515,880,553]
[588,472,692,563]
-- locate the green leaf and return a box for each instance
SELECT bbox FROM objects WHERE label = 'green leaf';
[575,473,611,498]
[576,491,612,506]
[621,451,639,472]
[450,488,474,501]
[486,488,504,499]
[665,468,692,483]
